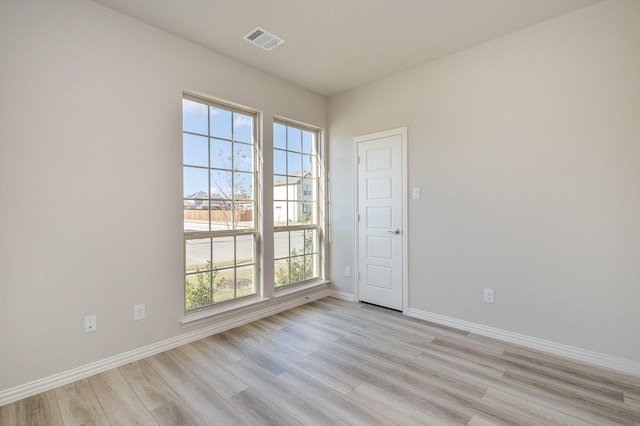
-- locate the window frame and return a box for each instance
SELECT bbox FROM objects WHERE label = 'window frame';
[182,94,261,312]
[273,119,324,289]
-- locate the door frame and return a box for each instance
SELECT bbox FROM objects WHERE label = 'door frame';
[353,127,408,312]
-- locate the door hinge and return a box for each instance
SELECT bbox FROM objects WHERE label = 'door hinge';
[357,214,360,222]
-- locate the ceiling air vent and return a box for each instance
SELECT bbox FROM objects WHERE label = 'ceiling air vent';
[243,26,284,51]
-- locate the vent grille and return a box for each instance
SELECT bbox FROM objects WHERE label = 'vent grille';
[243,26,284,51]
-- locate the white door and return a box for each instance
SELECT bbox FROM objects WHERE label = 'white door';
[356,129,405,311]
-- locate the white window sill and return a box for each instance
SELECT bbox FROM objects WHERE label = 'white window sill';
[180,280,329,328]
[181,296,270,327]
[273,279,330,299]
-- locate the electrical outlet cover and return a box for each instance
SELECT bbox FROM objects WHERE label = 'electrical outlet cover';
[483,289,495,303]
[84,315,96,332]
[134,304,145,321]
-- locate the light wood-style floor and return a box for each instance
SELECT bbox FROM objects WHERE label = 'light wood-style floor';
[2,298,640,425]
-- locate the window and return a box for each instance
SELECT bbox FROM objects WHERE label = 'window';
[183,95,258,311]
[273,121,321,287]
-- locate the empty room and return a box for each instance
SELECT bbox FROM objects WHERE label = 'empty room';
[1,0,639,424]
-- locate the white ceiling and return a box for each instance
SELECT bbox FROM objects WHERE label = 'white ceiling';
[92,0,603,96]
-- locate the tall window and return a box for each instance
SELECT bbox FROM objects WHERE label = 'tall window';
[182,95,258,311]
[273,121,321,287]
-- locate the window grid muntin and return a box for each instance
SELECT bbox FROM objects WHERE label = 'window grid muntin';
[273,227,320,287]
[183,95,258,311]
[184,234,257,309]
[273,120,320,288]
[183,97,257,234]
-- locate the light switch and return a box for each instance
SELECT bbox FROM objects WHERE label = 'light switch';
[412,187,421,200]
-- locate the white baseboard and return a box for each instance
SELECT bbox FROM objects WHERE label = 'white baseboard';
[327,290,355,302]
[0,288,330,406]
[405,307,640,378]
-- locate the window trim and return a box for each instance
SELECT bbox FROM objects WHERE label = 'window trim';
[272,118,325,289]
[182,93,261,313]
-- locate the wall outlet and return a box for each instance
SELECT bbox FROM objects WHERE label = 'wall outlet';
[484,288,495,304]
[345,266,351,277]
[84,315,96,332]
[134,304,145,321]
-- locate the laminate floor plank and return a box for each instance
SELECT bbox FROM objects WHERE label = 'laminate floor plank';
[256,316,285,331]
[431,334,507,357]
[241,328,317,363]
[309,348,472,424]
[239,320,279,335]
[280,309,347,341]
[302,304,371,331]
[413,350,505,389]
[390,362,487,401]
[189,336,243,366]
[255,311,291,328]
[143,351,195,388]
[314,335,399,376]
[220,331,293,376]
[88,369,158,426]
[343,331,491,399]
[231,324,272,341]
[54,378,107,426]
[14,390,64,426]
[308,298,347,310]
[172,378,251,425]
[315,297,362,310]
[496,374,635,425]
[227,388,302,426]
[262,327,319,356]
[427,355,629,426]
[0,403,17,425]
[304,300,336,312]
[271,322,345,355]
[504,362,628,405]
[505,345,640,394]
[336,326,425,358]
[256,329,360,394]
[626,393,640,409]
[481,387,598,426]
[224,359,347,425]
[150,398,206,426]
[274,321,338,349]
[201,332,247,363]
[118,360,178,411]
[276,367,394,426]
[369,327,438,352]
[500,353,627,401]
[168,343,247,398]
[358,303,467,338]
[416,347,508,379]
[502,368,640,425]
[386,365,537,425]
[467,416,499,426]
[337,305,440,341]
[336,327,425,365]
[332,339,501,421]
[347,383,452,426]
[6,297,640,425]
[423,338,510,374]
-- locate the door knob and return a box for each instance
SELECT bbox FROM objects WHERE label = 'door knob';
[388,228,401,235]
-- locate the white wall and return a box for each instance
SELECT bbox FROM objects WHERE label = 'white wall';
[329,0,640,363]
[0,0,326,392]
